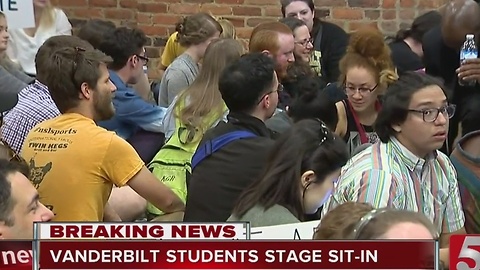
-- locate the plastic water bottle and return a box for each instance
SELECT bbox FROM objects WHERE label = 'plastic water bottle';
[459,34,478,87]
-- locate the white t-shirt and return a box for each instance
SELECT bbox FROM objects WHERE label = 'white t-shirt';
[7,8,72,75]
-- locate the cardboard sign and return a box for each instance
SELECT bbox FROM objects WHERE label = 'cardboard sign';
[1,0,35,29]
[250,220,319,240]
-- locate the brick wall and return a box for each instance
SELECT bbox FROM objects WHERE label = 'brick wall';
[52,0,445,79]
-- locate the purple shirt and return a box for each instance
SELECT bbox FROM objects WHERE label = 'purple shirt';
[1,80,60,154]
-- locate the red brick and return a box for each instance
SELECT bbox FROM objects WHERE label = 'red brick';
[200,4,232,15]
[399,9,415,19]
[236,28,253,39]
[104,9,134,20]
[220,17,245,27]
[139,25,168,36]
[332,8,363,19]
[90,0,116,7]
[364,9,380,19]
[245,0,278,5]
[72,8,104,18]
[119,0,137,8]
[319,0,348,7]
[56,0,87,7]
[348,21,378,32]
[232,6,262,16]
[400,0,416,8]
[382,0,396,8]
[246,17,276,27]
[417,0,435,8]
[382,10,396,19]
[138,3,167,13]
[264,7,282,16]
[216,0,245,4]
[137,13,152,24]
[380,21,398,33]
[348,0,380,8]
[168,4,200,14]
[152,15,181,26]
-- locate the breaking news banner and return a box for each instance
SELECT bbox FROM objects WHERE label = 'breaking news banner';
[450,234,480,270]
[35,222,250,240]
[37,240,436,269]
[0,241,33,270]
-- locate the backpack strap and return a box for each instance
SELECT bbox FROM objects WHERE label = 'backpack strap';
[191,130,257,170]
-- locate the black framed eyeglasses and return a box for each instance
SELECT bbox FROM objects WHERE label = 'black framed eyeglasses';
[294,37,313,47]
[135,54,149,66]
[407,104,456,123]
[344,84,378,96]
[256,83,284,104]
[72,47,86,86]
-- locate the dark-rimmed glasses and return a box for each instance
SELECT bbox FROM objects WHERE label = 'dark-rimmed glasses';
[135,54,149,66]
[407,104,456,123]
[344,84,378,96]
[257,83,284,104]
[295,37,313,47]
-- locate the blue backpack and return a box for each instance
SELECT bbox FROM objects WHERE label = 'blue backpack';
[191,130,257,170]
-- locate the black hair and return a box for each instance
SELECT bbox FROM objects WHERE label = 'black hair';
[395,11,442,42]
[98,27,148,71]
[374,71,448,143]
[287,78,338,131]
[460,94,480,136]
[231,119,349,221]
[77,19,116,49]
[279,17,307,32]
[219,52,276,113]
[0,159,24,226]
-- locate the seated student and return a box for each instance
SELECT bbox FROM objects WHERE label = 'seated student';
[334,27,398,155]
[280,0,349,84]
[266,77,338,134]
[0,94,53,239]
[7,0,71,76]
[228,119,349,227]
[21,44,184,222]
[389,11,441,74]
[315,202,438,240]
[183,53,277,222]
[450,97,480,234]
[158,13,222,107]
[1,36,89,155]
[147,39,244,221]
[97,27,167,163]
[0,12,34,96]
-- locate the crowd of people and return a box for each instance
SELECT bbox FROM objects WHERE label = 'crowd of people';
[1,0,480,268]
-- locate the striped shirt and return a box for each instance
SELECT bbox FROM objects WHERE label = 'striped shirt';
[321,137,465,234]
[1,80,60,154]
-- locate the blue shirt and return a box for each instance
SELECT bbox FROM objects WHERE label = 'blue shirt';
[98,71,167,140]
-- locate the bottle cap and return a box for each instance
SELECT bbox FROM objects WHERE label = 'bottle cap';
[467,34,475,39]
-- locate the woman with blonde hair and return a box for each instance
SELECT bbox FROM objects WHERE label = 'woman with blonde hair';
[147,38,245,221]
[0,12,34,95]
[334,27,398,154]
[7,0,71,76]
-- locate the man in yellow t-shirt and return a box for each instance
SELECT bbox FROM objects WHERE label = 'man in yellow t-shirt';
[21,41,185,222]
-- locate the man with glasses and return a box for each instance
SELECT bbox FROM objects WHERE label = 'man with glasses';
[322,72,465,266]
[97,27,167,162]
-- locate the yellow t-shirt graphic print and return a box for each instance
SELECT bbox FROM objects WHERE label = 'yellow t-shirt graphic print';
[21,113,144,221]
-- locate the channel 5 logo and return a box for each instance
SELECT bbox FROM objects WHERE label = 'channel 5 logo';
[450,235,480,270]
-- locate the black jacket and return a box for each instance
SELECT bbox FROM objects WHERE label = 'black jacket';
[183,112,275,222]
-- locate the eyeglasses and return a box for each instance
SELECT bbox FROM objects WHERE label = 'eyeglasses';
[257,83,284,104]
[295,37,313,47]
[72,47,86,86]
[407,104,456,123]
[344,84,378,96]
[135,54,149,66]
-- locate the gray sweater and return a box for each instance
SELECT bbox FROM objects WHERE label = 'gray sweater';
[228,204,300,227]
[0,65,33,95]
[158,53,199,107]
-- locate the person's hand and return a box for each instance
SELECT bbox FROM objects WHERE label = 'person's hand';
[456,58,480,84]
